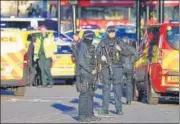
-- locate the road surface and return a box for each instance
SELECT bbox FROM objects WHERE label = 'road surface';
[1,85,179,123]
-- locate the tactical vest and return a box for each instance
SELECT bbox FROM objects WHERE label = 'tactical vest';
[103,39,121,65]
[80,43,97,73]
[88,44,97,67]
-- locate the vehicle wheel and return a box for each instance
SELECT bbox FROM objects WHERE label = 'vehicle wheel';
[66,79,73,85]
[14,87,25,96]
[133,80,139,101]
[146,76,158,105]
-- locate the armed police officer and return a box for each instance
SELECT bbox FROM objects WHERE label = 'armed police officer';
[122,39,138,105]
[97,26,133,115]
[77,30,101,122]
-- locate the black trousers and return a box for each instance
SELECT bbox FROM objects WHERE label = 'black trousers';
[78,72,94,118]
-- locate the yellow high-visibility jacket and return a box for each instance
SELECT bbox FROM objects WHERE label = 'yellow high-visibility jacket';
[34,33,57,61]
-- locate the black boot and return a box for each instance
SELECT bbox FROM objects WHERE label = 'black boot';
[116,110,123,115]
[78,116,91,122]
[126,101,131,105]
[90,115,101,121]
[98,109,109,115]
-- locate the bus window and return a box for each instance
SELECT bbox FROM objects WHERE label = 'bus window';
[164,6,179,21]
[148,27,160,46]
[81,6,129,20]
[27,33,39,42]
[166,26,179,50]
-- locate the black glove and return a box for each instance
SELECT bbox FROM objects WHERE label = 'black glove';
[92,84,97,91]
[76,82,82,92]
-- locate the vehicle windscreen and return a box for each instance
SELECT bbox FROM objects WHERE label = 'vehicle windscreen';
[166,26,179,50]
[1,21,30,29]
[55,45,72,54]
[116,27,136,40]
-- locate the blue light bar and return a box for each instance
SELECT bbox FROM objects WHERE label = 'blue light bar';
[169,20,179,23]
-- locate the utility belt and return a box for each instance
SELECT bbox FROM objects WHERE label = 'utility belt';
[102,61,122,67]
[102,64,123,70]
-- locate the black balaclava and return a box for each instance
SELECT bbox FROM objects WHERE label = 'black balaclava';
[84,37,93,46]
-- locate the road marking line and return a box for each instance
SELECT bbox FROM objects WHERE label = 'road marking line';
[2,98,62,103]
[14,96,78,99]
[2,113,61,122]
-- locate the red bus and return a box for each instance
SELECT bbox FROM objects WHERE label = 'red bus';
[49,0,179,30]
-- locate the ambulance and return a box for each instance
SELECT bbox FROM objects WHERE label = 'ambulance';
[1,28,54,96]
[1,28,27,96]
[133,21,179,104]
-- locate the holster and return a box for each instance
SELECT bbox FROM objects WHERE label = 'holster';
[76,81,82,92]
[80,81,89,93]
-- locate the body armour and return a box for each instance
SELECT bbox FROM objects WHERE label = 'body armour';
[79,42,97,74]
[100,37,122,66]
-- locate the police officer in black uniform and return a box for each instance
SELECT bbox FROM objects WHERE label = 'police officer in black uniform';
[77,30,101,122]
[97,26,132,115]
[122,39,138,104]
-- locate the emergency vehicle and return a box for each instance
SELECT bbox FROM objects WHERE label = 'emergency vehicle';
[65,24,104,47]
[0,28,54,95]
[1,28,27,96]
[133,21,179,104]
[50,0,179,29]
[51,40,76,84]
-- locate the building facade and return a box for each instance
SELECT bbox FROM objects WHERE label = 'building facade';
[1,1,44,17]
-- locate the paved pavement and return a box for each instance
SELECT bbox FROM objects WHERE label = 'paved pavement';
[1,85,179,123]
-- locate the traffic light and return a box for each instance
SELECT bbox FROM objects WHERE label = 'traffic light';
[69,0,78,5]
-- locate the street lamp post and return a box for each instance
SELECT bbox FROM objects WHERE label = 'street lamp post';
[69,0,78,34]
[72,5,76,34]
[159,0,164,23]
[57,0,61,35]
[136,0,141,50]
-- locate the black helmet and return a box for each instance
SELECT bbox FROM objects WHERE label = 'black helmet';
[83,30,95,39]
[106,26,116,33]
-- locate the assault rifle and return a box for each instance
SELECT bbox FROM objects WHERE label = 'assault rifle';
[103,44,114,79]
[92,54,102,91]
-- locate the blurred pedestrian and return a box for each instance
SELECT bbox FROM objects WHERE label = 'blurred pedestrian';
[17,9,20,17]
[122,39,138,104]
[34,25,57,88]
[35,5,41,17]
[26,3,34,17]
